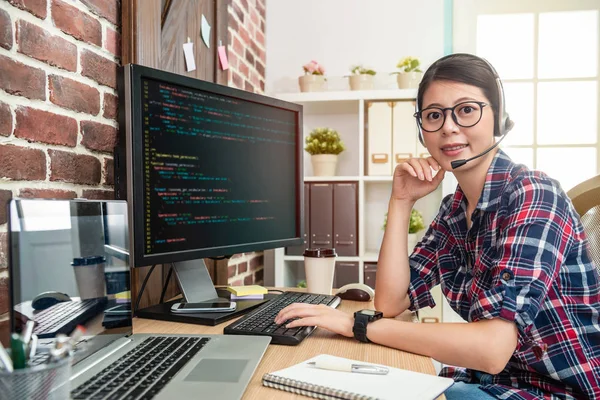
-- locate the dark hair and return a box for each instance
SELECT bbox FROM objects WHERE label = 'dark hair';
[417,53,501,135]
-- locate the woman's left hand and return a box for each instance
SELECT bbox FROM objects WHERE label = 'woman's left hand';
[274,303,354,338]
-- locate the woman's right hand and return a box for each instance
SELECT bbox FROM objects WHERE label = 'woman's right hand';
[391,157,445,203]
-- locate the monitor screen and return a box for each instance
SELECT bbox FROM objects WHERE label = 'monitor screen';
[117,64,303,267]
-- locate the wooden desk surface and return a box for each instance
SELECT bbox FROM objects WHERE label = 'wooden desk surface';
[133,290,443,400]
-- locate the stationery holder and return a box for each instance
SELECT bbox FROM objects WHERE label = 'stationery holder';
[0,356,71,400]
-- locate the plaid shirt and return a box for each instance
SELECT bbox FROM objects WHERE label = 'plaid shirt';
[408,150,600,399]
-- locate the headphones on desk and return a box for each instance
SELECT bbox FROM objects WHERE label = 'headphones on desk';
[415,54,514,147]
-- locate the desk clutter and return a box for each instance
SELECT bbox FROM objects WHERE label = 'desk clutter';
[262,354,454,400]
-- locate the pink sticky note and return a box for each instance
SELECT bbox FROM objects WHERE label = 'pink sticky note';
[218,45,229,70]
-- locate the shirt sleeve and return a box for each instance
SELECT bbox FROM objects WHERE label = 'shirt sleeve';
[407,195,453,311]
[469,175,574,337]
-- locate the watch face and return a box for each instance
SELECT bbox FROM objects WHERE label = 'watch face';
[360,310,376,316]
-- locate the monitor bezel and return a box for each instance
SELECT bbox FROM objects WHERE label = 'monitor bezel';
[119,64,304,268]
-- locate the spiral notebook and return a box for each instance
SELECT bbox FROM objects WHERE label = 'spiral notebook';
[262,354,454,400]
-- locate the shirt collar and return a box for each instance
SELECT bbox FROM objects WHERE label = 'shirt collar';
[445,149,516,220]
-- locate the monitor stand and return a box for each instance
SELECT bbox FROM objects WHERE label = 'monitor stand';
[135,258,273,326]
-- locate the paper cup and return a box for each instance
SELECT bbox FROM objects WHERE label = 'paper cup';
[303,248,337,295]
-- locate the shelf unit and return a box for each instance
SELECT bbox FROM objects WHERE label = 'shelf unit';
[263,89,447,290]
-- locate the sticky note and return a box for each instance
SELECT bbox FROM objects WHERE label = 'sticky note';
[201,14,211,48]
[183,42,196,72]
[226,285,268,296]
[218,45,229,70]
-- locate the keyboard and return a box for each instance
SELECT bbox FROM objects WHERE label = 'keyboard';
[71,336,209,399]
[223,291,341,345]
[33,299,106,338]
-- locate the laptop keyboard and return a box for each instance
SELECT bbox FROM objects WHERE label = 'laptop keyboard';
[71,336,209,400]
[224,291,341,345]
[34,299,104,338]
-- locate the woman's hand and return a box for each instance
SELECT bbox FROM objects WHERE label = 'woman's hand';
[274,303,354,338]
[391,157,445,202]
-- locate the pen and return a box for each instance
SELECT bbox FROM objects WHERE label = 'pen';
[0,345,13,372]
[10,333,27,370]
[28,334,38,360]
[307,360,389,375]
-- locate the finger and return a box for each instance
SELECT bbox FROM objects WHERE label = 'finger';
[407,159,425,180]
[286,317,320,329]
[432,168,445,184]
[399,162,417,178]
[425,157,440,171]
[417,158,433,181]
[275,304,319,324]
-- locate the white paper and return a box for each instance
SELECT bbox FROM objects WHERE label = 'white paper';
[183,42,196,72]
[201,14,211,48]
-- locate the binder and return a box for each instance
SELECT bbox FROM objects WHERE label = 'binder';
[310,183,333,249]
[364,262,377,289]
[367,102,393,176]
[334,262,359,289]
[333,183,358,256]
[286,183,310,256]
[392,100,418,166]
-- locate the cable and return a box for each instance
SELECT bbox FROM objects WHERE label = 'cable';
[209,255,233,260]
[268,289,284,294]
[159,263,175,304]
[134,264,157,314]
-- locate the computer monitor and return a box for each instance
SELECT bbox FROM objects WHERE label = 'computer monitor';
[116,64,303,320]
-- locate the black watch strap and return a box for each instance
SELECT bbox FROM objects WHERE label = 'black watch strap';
[353,313,371,343]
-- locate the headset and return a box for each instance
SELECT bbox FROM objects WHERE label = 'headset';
[415,55,514,169]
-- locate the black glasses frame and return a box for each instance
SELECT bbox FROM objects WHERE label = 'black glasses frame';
[414,101,488,133]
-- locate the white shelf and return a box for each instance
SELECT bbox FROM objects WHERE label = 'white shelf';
[362,252,380,262]
[305,176,360,182]
[363,176,393,182]
[283,255,361,262]
[274,88,418,103]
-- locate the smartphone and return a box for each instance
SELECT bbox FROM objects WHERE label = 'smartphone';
[170,301,236,313]
[104,304,131,316]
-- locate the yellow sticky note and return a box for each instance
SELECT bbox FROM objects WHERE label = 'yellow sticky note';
[226,285,268,296]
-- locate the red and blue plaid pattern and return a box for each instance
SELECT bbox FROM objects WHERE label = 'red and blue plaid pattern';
[407,150,600,399]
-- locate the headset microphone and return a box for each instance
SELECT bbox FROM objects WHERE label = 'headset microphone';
[450,127,510,169]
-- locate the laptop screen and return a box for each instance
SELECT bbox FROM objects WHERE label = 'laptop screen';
[8,199,132,365]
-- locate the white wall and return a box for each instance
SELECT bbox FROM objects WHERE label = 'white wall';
[266,0,447,93]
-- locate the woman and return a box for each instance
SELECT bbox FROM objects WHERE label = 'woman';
[275,54,600,399]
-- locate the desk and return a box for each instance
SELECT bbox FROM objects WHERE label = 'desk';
[134,290,445,400]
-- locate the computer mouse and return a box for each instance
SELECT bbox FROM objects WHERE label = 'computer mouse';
[336,283,375,302]
[31,291,72,310]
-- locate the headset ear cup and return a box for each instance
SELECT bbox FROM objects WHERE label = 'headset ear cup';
[418,126,425,146]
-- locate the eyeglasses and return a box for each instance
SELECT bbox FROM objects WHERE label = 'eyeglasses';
[413,101,488,133]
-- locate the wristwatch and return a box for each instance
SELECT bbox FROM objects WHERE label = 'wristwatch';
[353,309,383,343]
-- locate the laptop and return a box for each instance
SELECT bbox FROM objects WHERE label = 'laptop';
[8,198,271,400]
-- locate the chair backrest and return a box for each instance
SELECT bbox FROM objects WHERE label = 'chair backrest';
[567,175,600,272]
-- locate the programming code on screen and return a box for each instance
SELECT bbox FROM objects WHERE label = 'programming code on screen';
[141,78,298,256]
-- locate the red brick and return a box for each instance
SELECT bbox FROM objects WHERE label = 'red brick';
[49,75,100,115]
[0,8,12,50]
[82,189,114,200]
[238,261,248,273]
[228,265,237,278]
[249,254,263,271]
[0,102,11,137]
[250,8,259,26]
[0,55,46,100]
[256,60,265,79]
[259,79,265,92]
[17,20,77,72]
[80,0,119,25]
[238,25,250,46]
[232,2,244,22]
[260,19,264,33]
[256,0,265,20]
[239,0,248,12]
[232,71,243,89]
[0,144,46,180]
[105,26,120,58]
[52,0,101,46]
[0,318,9,349]
[0,190,12,225]
[254,268,264,284]
[232,35,244,56]
[8,0,47,19]
[0,232,6,270]
[230,279,243,286]
[81,49,118,89]
[19,188,77,199]
[250,71,260,88]
[245,49,254,66]
[0,277,8,315]
[229,16,238,33]
[15,106,77,146]
[103,158,114,185]
[238,61,249,78]
[228,52,238,70]
[103,92,118,120]
[49,149,101,185]
[256,29,265,47]
[81,121,117,152]
[243,274,253,285]
[244,80,254,93]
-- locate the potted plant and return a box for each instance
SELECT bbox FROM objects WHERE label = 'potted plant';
[391,56,423,89]
[304,127,345,176]
[347,65,376,91]
[299,60,326,92]
[381,209,425,251]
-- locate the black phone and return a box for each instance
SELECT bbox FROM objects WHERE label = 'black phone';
[170,301,236,313]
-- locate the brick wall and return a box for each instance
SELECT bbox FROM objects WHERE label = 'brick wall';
[225,0,267,287]
[0,0,120,346]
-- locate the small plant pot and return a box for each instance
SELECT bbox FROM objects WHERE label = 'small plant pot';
[299,75,325,92]
[311,154,338,176]
[407,233,419,252]
[348,74,374,91]
[397,72,423,89]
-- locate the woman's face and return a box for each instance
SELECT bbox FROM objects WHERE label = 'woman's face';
[420,80,495,172]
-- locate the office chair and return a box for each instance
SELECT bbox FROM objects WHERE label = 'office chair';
[567,174,600,272]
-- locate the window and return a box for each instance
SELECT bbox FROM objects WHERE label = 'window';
[454,0,600,191]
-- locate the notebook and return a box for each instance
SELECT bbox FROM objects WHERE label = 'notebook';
[262,354,454,400]
[226,285,268,296]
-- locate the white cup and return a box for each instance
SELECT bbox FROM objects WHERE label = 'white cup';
[72,256,107,300]
[303,248,337,295]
